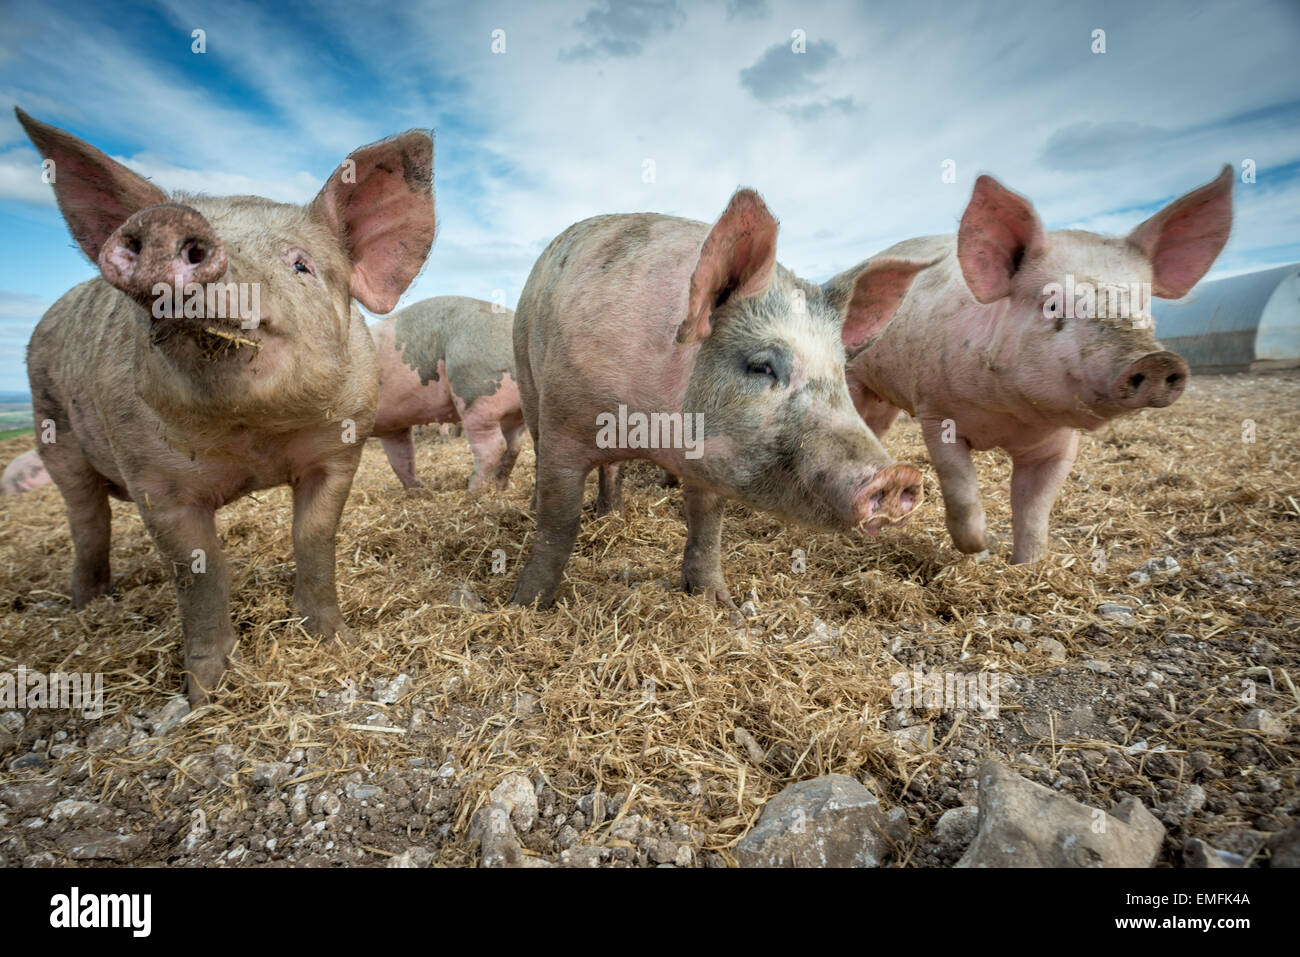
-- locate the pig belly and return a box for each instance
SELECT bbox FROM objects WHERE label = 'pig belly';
[374,366,458,433]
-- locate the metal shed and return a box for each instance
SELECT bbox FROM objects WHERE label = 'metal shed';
[1153,263,1300,374]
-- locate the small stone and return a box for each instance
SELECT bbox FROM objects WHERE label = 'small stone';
[387,847,434,868]
[560,846,603,868]
[1096,603,1137,626]
[890,725,933,754]
[648,839,678,864]
[448,585,486,612]
[1010,616,1034,632]
[252,762,292,789]
[86,724,128,751]
[49,800,112,827]
[0,711,24,733]
[374,673,413,705]
[932,806,979,849]
[1164,784,1207,816]
[59,828,149,862]
[557,825,578,849]
[489,773,538,832]
[1038,637,1068,661]
[734,774,906,868]
[1184,838,1241,868]
[733,728,766,765]
[1236,709,1285,737]
[149,696,191,734]
[609,813,642,842]
[7,752,48,771]
[472,803,522,868]
[1085,660,1113,674]
[0,779,58,812]
[345,782,383,801]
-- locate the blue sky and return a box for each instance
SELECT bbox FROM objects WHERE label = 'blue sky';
[1,0,1297,390]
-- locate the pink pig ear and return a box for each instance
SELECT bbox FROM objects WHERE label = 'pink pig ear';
[676,188,778,345]
[957,174,1044,304]
[310,130,436,315]
[1127,166,1233,300]
[15,107,169,263]
[840,256,940,352]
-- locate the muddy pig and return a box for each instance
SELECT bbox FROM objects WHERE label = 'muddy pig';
[17,108,435,703]
[370,296,525,491]
[828,167,1232,563]
[510,188,932,608]
[2,449,51,495]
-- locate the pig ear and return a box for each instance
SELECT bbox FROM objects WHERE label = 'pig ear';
[309,130,436,315]
[957,174,1044,304]
[15,107,169,263]
[840,256,940,352]
[1126,165,1233,300]
[676,188,778,345]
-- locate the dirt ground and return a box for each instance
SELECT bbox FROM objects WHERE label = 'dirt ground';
[0,370,1297,867]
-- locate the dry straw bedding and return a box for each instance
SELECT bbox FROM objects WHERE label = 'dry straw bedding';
[0,370,1296,865]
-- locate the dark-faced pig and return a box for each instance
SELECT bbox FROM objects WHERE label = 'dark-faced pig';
[828,167,1232,563]
[510,188,931,608]
[17,108,435,703]
[370,296,525,491]
[2,449,52,495]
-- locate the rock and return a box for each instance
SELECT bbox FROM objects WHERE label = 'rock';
[252,762,292,789]
[1267,824,1300,868]
[345,782,383,801]
[561,846,603,868]
[1084,660,1112,674]
[0,711,24,733]
[448,585,486,612]
[471,803,522,868]
[647,839,678,864]
[1010,616,1034,632]
[932,806,979,849]
[149,696,191,734]
[59,828,149,862]
[374,673,413,705]
[48,800,112,827]
[1164,784,1207,817]
[387,847,434,868]
[1037,637,1068,661]
[890,725,933,754]
[1096,603,1137,626]
[1184,838,1242,868]
[957,761,1164,867]
[734,774,908,868]
[733,728,766,765]
[609,813,642,842]
[0,779,58,812]
[0,728,13,753]
[7,752,48,771]
[86,724,129,751]
[489,773,538,832]
[1236,709,1285,737]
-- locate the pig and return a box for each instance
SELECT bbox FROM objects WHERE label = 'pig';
[828,167,1232,564]
[16,108,435,704]
[369,296,525,491]
[2,449,51,495]
[510,188,932,609]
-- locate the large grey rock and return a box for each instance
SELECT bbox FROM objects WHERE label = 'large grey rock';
[489,773,538,832]
[734,774,908,868]
[58,828,150,862]
[471,803,522,868]
[0,779,57,812]
[957,761,1165,867]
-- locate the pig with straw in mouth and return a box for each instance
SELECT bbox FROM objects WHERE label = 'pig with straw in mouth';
[827,167,1232,564]
[16,108,436,704]
[510,188,934,609]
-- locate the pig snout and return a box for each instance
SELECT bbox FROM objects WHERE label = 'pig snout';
[1112,351,1189,410]
[854,463,924,534]
[98,203,227,306]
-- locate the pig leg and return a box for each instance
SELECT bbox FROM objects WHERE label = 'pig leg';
[921,416,988,554]
[1009,431,1078,564]
[681,485,734,607]
[595,464,622,516]
[48,456,113,606]
[510,448,589,608]
[496,414,526,489]
[378,428,422,489]
[139,502,235,705]
[462,414,508,494]
[289,462,357,643]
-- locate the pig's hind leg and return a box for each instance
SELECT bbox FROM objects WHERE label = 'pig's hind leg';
[378,428,422,489]
[681,485,735,608]
[595,464,622,516]
[496,413,527,489]
[43,445,113,607]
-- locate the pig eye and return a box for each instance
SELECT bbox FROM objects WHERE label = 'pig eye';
[746,360,777,379]
[293,257,314,275]
[285,247,317,277]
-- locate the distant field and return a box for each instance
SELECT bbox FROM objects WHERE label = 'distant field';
[0,396,34,434]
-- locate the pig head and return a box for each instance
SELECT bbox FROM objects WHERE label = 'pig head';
[17,107,435,703]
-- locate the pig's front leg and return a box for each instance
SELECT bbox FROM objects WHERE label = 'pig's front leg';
[595,464,622,516]
[510,449,588,608]
[139,501,236,705]
[290,461,358,640]
[378,429,422,489]
[1009,430,1078,564]
[681,485,734,608]
[921,416,988,555]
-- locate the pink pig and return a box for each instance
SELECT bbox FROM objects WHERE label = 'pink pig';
[828,167,1232,563]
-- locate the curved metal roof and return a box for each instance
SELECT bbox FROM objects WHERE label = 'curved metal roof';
[1154,263,1299,337]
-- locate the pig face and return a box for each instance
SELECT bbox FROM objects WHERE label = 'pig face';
[15,109,435,427]
[955,168,1232,430]
[677,191,928,534]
